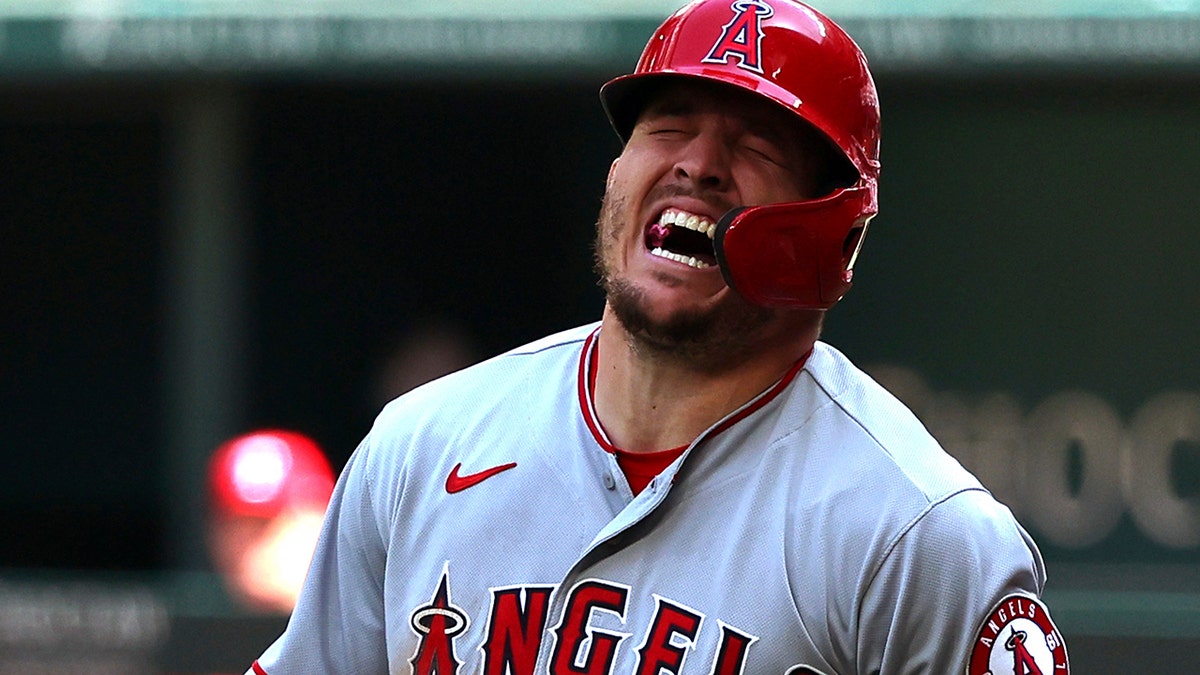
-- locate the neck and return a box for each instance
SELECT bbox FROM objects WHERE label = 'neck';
[592,304,820,453]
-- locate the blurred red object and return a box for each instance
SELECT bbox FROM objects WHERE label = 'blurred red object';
[208,429,335,519]
[205,430,336,614]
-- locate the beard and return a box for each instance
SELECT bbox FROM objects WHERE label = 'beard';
[592,190,779,373]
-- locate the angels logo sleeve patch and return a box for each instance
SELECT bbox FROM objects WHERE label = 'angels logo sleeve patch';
[967,593,1069,675]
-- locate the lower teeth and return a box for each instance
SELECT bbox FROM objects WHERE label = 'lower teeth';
[651,247,710,269]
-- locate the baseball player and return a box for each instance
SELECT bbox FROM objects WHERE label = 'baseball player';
[248,1,1068,673]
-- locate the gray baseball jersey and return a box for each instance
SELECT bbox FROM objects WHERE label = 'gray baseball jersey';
[249,322,1060,674]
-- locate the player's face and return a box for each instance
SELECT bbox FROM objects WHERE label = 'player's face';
[594,80,823,368]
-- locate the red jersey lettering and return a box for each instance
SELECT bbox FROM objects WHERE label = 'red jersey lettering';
[709,622,758,675]
[410,568,470,675]
[482,586,555,675]
[550,580,630,675]
[635,597,702,675]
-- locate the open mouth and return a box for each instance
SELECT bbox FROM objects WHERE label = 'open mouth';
[644,207,718,269]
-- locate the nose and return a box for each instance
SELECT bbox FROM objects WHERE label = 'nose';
[673,132,732,193]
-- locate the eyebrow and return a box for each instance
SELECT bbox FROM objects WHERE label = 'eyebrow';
[642,95,697,119]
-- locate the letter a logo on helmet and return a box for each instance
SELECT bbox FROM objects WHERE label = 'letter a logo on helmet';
[702,0,775,74]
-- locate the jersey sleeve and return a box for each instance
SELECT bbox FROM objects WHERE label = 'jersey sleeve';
[248,433,391,674]
[856,488,1050,674]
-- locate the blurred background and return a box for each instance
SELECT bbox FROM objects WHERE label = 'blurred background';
[2,0,1199,672]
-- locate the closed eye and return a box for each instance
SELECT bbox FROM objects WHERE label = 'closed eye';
[742,142,782,166]
[643,114,693,137]
[740,124,792,165]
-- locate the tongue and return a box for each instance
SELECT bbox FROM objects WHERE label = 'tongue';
[648,222,670,247]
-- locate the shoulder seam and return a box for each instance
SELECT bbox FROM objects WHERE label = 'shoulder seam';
[801,360,948,503]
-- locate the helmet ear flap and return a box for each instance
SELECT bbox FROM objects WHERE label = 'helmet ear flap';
[713,206,749,293]
[713,188,875,309]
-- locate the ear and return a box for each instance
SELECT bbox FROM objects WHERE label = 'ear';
[607,158,619,188]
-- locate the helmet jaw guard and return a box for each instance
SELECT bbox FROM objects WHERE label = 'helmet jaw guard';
[599,0,881,310]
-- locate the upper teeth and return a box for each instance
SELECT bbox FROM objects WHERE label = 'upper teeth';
[661,208,716,239]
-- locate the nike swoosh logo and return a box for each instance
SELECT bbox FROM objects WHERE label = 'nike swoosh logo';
[445,461,517,494]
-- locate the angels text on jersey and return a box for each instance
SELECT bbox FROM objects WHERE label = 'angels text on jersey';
[408,566,757,675]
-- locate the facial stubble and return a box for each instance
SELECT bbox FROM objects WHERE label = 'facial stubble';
[592,190,777,373]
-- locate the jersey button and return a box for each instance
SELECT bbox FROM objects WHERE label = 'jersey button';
[603,472,616,490]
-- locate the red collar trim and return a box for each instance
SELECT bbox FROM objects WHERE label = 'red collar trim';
[576,326,811,454]
[578,329,615,452]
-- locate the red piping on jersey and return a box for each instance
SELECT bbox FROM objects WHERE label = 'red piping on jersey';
[251,661,268,675]
[577,327,811,455]
[578,329,612,451]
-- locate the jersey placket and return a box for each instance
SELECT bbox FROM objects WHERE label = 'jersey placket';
[530,328,808,674]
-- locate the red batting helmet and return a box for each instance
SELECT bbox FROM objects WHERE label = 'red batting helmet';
[599,0,881,309]
[207,429,336,519]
